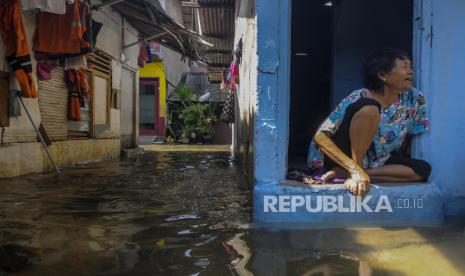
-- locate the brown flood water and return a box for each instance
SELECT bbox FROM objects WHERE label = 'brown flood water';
[1,151,465,275]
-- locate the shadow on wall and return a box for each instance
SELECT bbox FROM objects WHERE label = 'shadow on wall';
[235,93,255,189]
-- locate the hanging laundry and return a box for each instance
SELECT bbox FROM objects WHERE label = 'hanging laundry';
[229,62,239,92]
[77,68,91,97]
[220,71,228,91]
[220,91,235,123]
[21,0,66,15]
[146,44,153,63]
[33,0,83,56]
[36,61,55,80]
[65,68,90,121]
[0,0,37,98]
[66,69,81,121]
[138,41,149,67]
[78,3,92,55]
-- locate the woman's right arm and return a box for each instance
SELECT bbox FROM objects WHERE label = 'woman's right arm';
[314,131,370,196]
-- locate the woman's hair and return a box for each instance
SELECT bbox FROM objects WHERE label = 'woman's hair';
[362,48,411,90]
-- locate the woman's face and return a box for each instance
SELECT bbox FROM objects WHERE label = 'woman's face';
[381,58,414,91]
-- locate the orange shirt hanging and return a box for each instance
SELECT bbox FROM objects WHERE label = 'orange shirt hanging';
[0,0,37,98]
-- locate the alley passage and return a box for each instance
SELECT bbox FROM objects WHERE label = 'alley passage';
[2,151,465,275]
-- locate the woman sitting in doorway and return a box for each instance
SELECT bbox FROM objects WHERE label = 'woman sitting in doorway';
[307,48,431,196]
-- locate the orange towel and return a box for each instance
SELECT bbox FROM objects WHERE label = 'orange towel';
[33,0,83,55]
[0,0,37,98]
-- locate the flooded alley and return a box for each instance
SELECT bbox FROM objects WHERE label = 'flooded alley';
[1,150,465,275]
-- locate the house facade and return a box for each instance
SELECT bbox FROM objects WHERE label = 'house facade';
[0,2,140,178]
[234,0,465,225]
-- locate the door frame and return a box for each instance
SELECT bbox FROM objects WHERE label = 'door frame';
[139,78,163,136]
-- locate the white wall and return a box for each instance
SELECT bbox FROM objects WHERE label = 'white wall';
[92,4,141,139]
[234,0,257,179]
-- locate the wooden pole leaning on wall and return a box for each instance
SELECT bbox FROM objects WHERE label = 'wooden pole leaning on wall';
[17,92,61,175]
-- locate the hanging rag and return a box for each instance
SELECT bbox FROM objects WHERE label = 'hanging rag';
[66,69,81,120]
[138,42,149,67]
[0,0,37,98]
[0,86,9,127]
[220,91,235,123]
[9,90,21,117]
[33,0,83,56]
[66,68,91,121]
[220,71,227,91]
[77,68,91,97]
[146,44,153,63]
[8,72,22,116]
[21,0,66,14]
[36,61,55,80]
[229,62,239,92]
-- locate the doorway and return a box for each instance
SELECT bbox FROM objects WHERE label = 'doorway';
[139,78,163,137]
[288,0,413,169]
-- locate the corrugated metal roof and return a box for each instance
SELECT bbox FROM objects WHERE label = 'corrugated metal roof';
[181,0,236,82]
[98,0,212,60]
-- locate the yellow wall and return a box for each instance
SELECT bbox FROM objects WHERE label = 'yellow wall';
[138,62,166,118]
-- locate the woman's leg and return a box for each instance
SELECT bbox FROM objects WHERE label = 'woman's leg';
[324,105,430,183]
[321,105,379,182]
[365,164,423,182]
[349,105,380,167]
[365,157,431,182]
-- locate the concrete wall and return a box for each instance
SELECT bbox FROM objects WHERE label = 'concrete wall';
[424,0,465,218]
[234,0,257,183]
[92,3,140,140]
[252,0,291,184]
[93,6,123,62]
[0,139,120,178]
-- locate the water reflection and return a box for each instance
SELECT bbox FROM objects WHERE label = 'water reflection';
[0,152,464,275]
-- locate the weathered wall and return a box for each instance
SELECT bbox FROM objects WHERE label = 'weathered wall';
[0,139,120,178]
[93,6,124,61]
[253,0,291,185]
[234,0,257,183]
[87,3,141,141]
[425,0,465,218]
